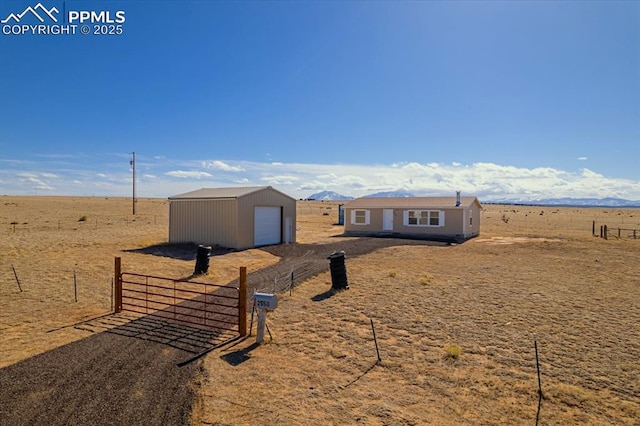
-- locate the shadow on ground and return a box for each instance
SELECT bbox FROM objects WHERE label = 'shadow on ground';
[73,313,237,355]
[311,288,337,302]
[220,342,261,367]
[123,242,235,261]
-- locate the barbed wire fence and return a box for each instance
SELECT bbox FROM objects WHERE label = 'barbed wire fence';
[252,255,329,296]
[1,261,113,309]
[4,214,167,235]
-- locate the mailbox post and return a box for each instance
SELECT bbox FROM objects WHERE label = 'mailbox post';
[254,292,278,344]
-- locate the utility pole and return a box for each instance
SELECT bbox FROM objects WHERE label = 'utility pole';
[130,152,136,215]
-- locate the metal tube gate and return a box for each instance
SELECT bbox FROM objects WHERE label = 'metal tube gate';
[114,258,247,336]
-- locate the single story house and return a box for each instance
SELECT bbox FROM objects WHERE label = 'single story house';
[168,186,296,249]
[343,193,481,243]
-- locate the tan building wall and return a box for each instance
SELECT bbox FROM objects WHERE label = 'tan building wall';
[463,203,481,236]
[343,197,481,242]
[344,208,461,236]
[169,199,238,247]
[236,189,297,249]
[168,186,297,249]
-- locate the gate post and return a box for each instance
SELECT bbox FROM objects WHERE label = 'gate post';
[114,257,122,313]
[239,266,247,336]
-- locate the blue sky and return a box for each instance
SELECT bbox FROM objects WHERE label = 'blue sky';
[0,0,638,201]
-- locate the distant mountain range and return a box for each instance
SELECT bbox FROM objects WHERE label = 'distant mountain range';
[484,197,640,207]
[363,190,415,198]
[305,191,640,207]
[305,191,354,201]
[306,189,415,200]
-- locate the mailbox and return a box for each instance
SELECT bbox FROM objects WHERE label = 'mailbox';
[254,292,278,310]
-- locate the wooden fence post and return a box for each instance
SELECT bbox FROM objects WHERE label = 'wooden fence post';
[238,266,247,336]
[604,225,608,240]
[114,257,122,313]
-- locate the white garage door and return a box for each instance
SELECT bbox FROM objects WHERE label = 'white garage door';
[254,206,281,246]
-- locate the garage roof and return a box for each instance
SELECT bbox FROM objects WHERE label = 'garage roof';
[169,186,268,200]
[169,186,295,200]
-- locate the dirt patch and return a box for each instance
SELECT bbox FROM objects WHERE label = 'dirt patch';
[475,236,560,245]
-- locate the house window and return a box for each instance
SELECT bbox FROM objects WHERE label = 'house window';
[408,210,428,226]
[351,209,370,225]
[429,211,440,226]
[404,210,444,227]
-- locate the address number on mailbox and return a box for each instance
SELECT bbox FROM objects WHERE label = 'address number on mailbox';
[254,292,278,310]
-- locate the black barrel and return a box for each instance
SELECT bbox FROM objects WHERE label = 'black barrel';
[327,251,349,290]
[194,245,211,275]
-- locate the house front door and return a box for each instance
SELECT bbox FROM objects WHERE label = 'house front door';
[383,209,394,231]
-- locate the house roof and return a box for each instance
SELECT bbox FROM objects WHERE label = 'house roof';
[169,186,295,200]
[344,196,480,209]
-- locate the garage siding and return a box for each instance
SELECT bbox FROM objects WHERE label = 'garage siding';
[169,199,238,247]
[236,189,296,249]
[169,186,297,250]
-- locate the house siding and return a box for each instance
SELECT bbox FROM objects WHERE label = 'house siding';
[343,196,481,242]
[463,204,481,238]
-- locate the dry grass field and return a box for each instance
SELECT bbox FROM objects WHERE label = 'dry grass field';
[1,196,639,425]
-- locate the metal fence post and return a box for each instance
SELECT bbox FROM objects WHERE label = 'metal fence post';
[239,267,247,336]
[114,257,122,313]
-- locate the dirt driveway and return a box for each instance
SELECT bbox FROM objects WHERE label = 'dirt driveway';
[0,238,442,425]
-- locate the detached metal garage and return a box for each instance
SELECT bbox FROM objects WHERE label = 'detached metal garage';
[168,186,296,249]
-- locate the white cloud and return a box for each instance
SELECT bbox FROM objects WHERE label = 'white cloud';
[577,156,588,161]
[1,156,638,201]
[580,168,603,178]
[15,172,56,190]
[166,170,213,179]
[260,175,300,185]
[201,160,245,172]
[17,172,39,179]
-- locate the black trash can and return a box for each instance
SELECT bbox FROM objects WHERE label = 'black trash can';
[194,245,211,275]
[327,251,349,290]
